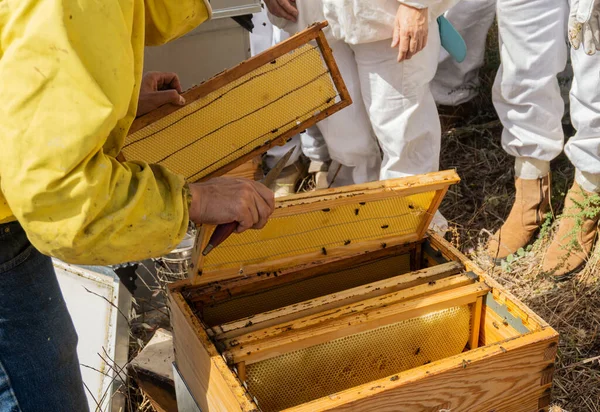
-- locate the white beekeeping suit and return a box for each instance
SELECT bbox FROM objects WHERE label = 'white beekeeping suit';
[269,0,458,232]
[494,0,600,192]
[489,0,600,279]
[430,0,497,106]
[271,0,459,185]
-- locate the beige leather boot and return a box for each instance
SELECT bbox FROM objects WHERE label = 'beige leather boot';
[488,175,551,260]
[542,182,600,280]
[308,160,330,190]
[269,160,308,198]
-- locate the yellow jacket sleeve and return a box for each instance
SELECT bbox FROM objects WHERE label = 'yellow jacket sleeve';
[0,0,208,265]
[145,0,212,46]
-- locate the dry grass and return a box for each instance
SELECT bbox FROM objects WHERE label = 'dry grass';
[440,22,600,412]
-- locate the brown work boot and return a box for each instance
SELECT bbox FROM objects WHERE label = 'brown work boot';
[487,175,551,261]
[542,182,600,281]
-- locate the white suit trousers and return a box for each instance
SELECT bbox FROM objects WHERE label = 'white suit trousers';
[271,1,442,184]
[310,37,382,186]
[493,0,600,192]
[268,1,381,186]
[431,0,497,105]
[349,23,442,180]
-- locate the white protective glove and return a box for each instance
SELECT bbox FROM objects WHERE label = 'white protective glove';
[569,0,600,55]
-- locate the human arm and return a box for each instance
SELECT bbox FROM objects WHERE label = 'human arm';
[144,0,212,45]
[0,0,271,265]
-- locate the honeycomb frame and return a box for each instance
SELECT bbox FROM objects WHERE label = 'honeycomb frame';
[191,170,461,284]
[245,306,472,412]
[120,21,350,182]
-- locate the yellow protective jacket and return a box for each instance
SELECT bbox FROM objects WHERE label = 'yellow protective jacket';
[0,0,211,264]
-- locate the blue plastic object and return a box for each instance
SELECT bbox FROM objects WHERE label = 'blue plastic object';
[438,15,467,63]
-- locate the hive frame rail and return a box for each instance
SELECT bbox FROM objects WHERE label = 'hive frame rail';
[223,281,491,366]
[211,261,465,340]
[469,296,484,350]
[220,277,481,349]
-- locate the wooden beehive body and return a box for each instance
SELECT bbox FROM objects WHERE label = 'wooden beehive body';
[169,170,559,412]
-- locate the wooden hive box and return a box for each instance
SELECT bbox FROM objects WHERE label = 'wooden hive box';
[168,170,559,412]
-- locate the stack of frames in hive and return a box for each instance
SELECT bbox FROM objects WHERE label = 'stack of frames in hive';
[171,170,559,412]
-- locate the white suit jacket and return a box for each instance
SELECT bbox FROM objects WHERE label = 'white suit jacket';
[269,0,460,44]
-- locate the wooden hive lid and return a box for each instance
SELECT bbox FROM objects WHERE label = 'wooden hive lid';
[118,21,351,182]
[190,170,460,284]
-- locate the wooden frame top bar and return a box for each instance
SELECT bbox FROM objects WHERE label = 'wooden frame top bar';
[276,169,460,206]
[213,261,465,340]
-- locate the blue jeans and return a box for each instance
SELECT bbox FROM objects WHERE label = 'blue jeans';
[0,222,88,411]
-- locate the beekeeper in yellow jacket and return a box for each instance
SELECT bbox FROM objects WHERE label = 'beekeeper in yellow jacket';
[0,1,274,410]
